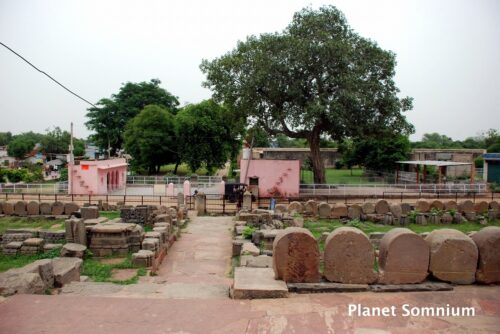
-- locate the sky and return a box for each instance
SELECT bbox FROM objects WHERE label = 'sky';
[0,0,499,141]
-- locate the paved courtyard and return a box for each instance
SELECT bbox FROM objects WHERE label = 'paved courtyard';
[0,215,499,333]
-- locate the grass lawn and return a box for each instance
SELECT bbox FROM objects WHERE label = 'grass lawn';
[159,163,210,176]
[82,254,147,285]
[0,217,64,234]
[99,211,120,220]
[0,248,61,272]
[301,168,372,184]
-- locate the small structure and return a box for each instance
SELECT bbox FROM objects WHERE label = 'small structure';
[396,160,474,184]
[483,153,500,183]
[68,158,127,195]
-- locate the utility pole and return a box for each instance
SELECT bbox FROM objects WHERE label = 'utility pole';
[68,122,74,195]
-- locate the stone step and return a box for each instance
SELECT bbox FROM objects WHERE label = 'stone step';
[231,267,288,299]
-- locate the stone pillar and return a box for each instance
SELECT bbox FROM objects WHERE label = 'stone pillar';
[219,181,225,196]
[195,192,206,215]
[183,180,191,200]
[242,191,252,211]
[177,192,184,207]
[65,218,87,246]
[167,183,175,197]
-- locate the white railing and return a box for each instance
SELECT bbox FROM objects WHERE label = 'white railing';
[0,182,68,194]
[126,175,222,185]
[299,183,488,196]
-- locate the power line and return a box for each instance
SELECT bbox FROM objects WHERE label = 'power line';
[0,41,97,108]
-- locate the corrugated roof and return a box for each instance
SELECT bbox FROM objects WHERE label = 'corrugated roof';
[397,160,472,167]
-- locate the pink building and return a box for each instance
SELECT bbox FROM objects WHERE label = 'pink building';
[69,158,128,195]
[239,159,300,197]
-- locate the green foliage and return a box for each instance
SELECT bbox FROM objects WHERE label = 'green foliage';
[59,168,68,181]
[246,126,270,147]
[474,157,484,168]
[346,135,411,172]
[0,167,43,183]
[82,254,147,285]
[412,133,462,149]
[40,127,86,156]
[7,135,36,159]
[176,100,244,173]
[0,132,13,146]
[201,6,413,183]
[242,226,256,239]
[86,79,179,155]
[99,211,121,220]
[124,105,178,174]
[0,216,64,234]
[275,134,308,148]
[0,248,61,272]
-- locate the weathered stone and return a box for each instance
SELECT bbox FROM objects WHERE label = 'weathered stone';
[331,205,348,219]
[471,226,500,283]
[489,201,499,211]
[291,217,304,228]
[2,202,14,215]
[399,215,409,226]
[14,201,27,216]
[231,267,288,299]
[64,202,79,216]
[390,204,403,219]
[441,212,453,224]
[445,201,458,211]
[80,206,99,220]
[453,212,464,224]
[488,209,499,221]
[51,201,65,215]
[400,203,412,215]
[415,213,427,225]
[464,211,476,221]
[425,229,478,284]
[0,201,3,214]
[430,200,444,211]
[347,205,362,220]
[132,250,154,267]
[458,200,474,213]
[0,272,45,296]
[317,202,331,219]
[378,228,429,284]
[370,282,453,293]
[44,243,63,251]
[39,202,52,215]
[26,201,40,215]
[240,255,273,268]
[65,218,86,245]
[142,238,160,255]
[304,200,318,216]
[323,227,377,284]
[61,243,87,258]
[272,227,320,283]
[474,201,489,214]
[415,200,430,213]
[16,259,55,289]
[287,201,304,213]
[428,213,440,225]
[232,239,249,257]
[288,282,369,293]
[362,202,375,214]
[383,213,394,225]
[52,257,82,287]
[241,242,260,256]
[374,200,390,214]
[273,204,287,214]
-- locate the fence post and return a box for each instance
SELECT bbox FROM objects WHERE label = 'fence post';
[223,196,226,214]
[124,195,126,205]
[38,193,41,202]
[89,194,91,204]
[22,193,25,200]
[141,196,144,205]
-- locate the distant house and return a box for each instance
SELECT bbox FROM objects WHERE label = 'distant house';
[0,146,16,168]
[483,153,500,183]
[84,144,99,160]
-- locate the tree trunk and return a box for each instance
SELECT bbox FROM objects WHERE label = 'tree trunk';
[308,128,326,184]
[173,161,180,175]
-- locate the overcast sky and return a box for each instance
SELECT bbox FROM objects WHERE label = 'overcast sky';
[1,0,499,141]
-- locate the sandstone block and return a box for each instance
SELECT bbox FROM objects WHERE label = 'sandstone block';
[52,257,82,287]
[318,202,331,218]
[304,200,318,215]
[362,202,375,214]
[430,200,444,211]
[458,200,474,213]
[287,201,304,213]
[14,201,27,216]
[378,228,429,284]
[2,202,14,215]
[51,201,65,215]
[400,203,412,215]
[39,202,52,215]
[474,201,489,214]
[61,243,87,258]
[26,201,40,215]
[390,204,403,219]
[241,242,260,256]
[347,205,362,220]
[489,201,499,211]
[445,201,458,211]
[425,229,478,284]
[415,200,430,213]
[64,202,79,216]
[471,226,500,283]
[331,205,348,219]
[80,206,99,220]
[272,227,320,283]
[375,200,390,214]
[324,227,377,284]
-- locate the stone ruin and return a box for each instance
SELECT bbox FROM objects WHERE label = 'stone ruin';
[471,226,500,284]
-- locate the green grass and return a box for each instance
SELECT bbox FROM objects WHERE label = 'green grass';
[99,211,120,220]
[82,253,147,285]
[301,168,372,184]
[0,248,61,272]
[0,217,64,234]
[159,163,210,176]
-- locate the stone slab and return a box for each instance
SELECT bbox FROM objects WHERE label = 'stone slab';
[369,282,454,292]
[232,267,288,299]
[287,282,369,293]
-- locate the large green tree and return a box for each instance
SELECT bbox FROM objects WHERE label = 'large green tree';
[201,6,413,183]
[176,100,244,173]
[86,79,179,155]
[7,132,43,159]
[124,105,178,174]
[41,127,85,156]
[0,132,13,146]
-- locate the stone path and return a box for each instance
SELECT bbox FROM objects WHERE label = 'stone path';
[61,215,235,299]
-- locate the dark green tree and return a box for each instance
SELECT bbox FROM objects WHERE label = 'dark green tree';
[412,133,462,149]
[245,126,271,147]
[176,100,244,173]
[86,79,179,155]
[349,135,411,172]
[0,132,13,146]
[7,133,39,159]
[124,105,178,174]
[201,6,413,183]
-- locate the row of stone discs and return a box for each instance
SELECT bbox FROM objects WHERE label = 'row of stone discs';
[0,201,79,216]
[272,226,500,285]
[278,199,499,218]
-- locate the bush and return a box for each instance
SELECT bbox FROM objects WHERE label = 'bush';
[242,226,256,239]
[334,161,344,169]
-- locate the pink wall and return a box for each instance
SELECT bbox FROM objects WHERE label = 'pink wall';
[69,158,127,195]
[240,159,300,197]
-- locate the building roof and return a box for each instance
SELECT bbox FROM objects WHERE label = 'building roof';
[397,160,472,167]
[46,159,64,166]
[483,153,500,161]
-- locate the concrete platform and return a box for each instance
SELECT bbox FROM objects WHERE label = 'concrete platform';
[231,267,288,299]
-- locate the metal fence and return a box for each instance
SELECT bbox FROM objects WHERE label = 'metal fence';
[0,182,68,194]
[126,175,222,185]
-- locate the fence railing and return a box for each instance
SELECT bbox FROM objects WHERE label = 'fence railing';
[299,182,488,196]
[126,175,222,185]
[0,182,68,194]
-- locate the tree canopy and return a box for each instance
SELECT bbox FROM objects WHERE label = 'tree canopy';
[201,6,413,183]
[41,127,85,156]
[123,105,178,174]
[0,132,13,146]
[86,79,179,155]
[176,100,243,173]
[7,134,36,159]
